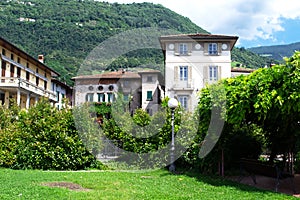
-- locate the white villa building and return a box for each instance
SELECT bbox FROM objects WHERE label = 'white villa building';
[159,34,238,112]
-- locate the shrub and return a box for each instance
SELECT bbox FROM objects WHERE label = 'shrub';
[0,100,105,170]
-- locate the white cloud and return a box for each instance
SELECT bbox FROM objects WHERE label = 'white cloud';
[103,0,300,45]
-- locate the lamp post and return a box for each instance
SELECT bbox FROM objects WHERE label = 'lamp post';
[168,98,178,172]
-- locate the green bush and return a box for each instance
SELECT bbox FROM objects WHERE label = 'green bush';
[0,100,105,170]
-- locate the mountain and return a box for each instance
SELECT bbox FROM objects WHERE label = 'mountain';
[0,0,271,85]
[248,42,300,61]
[232,47,277,68]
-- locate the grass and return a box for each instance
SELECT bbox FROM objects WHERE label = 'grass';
[0,168,297,200]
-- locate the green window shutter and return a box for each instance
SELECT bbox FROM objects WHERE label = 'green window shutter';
[123,94,129,101]
[108,93,114,102]
[147,91,152,101]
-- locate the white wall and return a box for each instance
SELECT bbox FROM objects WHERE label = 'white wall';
[164,42,233,112]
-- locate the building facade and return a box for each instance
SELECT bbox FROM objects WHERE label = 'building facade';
[72,69,164,115]
[51,79,73,109]
[159,34,238,112]
[0,37,60,108]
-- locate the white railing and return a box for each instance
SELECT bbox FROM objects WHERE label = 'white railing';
[173,79,194,89]
[0,77,57,101]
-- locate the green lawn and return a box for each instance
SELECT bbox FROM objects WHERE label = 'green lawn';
[0,168,296,200]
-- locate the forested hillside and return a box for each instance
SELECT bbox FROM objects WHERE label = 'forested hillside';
[248,42,300,61]
[0,0,271,85]
[232,47,277,68]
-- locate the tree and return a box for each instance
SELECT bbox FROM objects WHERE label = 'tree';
[0,99,102,170]
[193,51,300,173]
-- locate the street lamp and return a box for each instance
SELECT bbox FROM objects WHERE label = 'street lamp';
[168,98,178,172]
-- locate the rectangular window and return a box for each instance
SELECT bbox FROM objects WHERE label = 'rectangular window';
[10,64,14,77]
[17,57,20,63]
[86,93,94,102]
[10,54,14,60]
[1,61,6,76]
[209,66,218,81]
[36,77,39,86]
[108,93,114,102]
[2,49,5,56]
[123,94,129,101]
[179,43,188,55]
[0,93,4,105]
[147,91,153,101]
[26,71,30,81]
[98,93,105,102]
[147,76,153,82]
[208,43,218,55]
[56,91,60,101]
[178,96,188,110]
[44,80,47,90]
[179,66,188,81]
[17,67,21,78]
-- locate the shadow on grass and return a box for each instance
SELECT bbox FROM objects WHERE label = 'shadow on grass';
[160,168,287,196]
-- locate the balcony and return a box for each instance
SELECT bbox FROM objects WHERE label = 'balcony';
[0,77,57,101]
[172,79,194,90]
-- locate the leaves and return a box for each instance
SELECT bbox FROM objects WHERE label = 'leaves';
[0,99,98,170]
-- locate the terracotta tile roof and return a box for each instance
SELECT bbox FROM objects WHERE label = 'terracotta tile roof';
[160,33,239,40]
[72,70,141,80]
[0,36,59,76]
[231,68,255,73]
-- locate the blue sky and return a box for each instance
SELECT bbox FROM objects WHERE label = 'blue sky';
[103,0,300,48]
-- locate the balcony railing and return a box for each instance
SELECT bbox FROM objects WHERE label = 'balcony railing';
[173,79,194,89]
[0,77,57,101]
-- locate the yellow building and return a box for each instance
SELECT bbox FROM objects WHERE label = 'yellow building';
[0,37,59,108]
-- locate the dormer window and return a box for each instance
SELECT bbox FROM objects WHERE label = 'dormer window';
[208,43,218,55]
[179,43,188,55]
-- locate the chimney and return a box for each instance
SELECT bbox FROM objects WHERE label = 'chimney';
[38,55,44,63]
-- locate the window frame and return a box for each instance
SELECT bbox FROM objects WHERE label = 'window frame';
[16,67,21,78]
[97,93,105,102]
[44,80,47,90]
[123,94,129,102]
[146,91,153,101]
[107,93,114,102]
[179,66,188,81]
[146,76,153,83]
[178,95,188,110]
[208,43,218,55]
[209,66,218,81]
[85,93,94,102]
[10,64,14,77]
[179,43,188,55]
